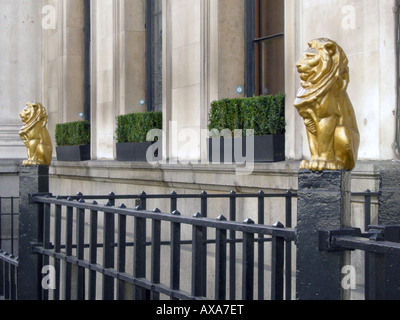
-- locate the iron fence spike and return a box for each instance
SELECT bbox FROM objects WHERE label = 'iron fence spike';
[216,214,227,221]
[273,221,285,228]
[244,218,255,224]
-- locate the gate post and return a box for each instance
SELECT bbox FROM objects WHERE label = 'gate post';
[296,170,351,300]
[17,165,49,300]
[376,170,400,299]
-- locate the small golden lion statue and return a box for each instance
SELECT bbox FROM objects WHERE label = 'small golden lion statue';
[294,38,360,171]
[19,102,52,166]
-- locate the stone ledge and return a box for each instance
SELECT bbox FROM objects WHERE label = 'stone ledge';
[0,159,22,173]
[48,160,400,193]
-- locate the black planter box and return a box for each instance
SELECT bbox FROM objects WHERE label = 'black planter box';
[116,142,161,162]
[207,134,285,163]
[56,145,91,161]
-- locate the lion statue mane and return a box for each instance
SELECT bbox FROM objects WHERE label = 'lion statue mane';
[294,38,360,171]
[19,102,52,166]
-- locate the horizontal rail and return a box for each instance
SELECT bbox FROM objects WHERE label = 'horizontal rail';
[333,235,400,255]
[32,196,296,240]
[51,191,297,200]
[31,190,378,202]
[32,246,206,301]
[0,251,18,267]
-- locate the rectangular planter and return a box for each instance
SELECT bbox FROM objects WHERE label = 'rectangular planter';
[116,142,161,162]
[56,145,91,161]
[207,134,285,163]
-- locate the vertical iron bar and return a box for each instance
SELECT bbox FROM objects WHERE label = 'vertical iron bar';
[138,193,148,298]
[229,191,236,300]
[364,190,371,300]
[271,235,285,300]
[117,205,127,300]
[200,191,207,296]
[242,219,254,300]
[140,191,147,210]
[0,197,3,298]
[76,202,85,300]
[64,201,73,300]
[134,214,146,300]
[10,197,14,255]
[170,191,177,213]
[42,202,51,300]
[367,252,385,300]
[192,212,204,297]
[257,191,264,300]
[151,208,161,300]
[53,203,62,300]
[102,204,115,300]
[4,258,9,299]
[215,215,227,300]
[285,190,292,300]
[9,264,16,300]
[88,202,98,300]
[170,210,181,300]
[0,197,2,249]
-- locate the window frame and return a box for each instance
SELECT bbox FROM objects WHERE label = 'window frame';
[245,0,285,97]
[146,0,163,112]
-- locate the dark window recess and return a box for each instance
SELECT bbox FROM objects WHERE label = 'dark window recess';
[245,0,284,97]
[146,0,163,112]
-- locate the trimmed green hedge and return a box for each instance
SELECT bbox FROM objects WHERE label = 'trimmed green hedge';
[208,93,285,136]
[116,111,163,143]
[55,121,90,147]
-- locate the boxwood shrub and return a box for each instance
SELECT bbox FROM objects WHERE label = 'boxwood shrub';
[116,111,162,143]
[55,121,90,147]
[208,93,285,136]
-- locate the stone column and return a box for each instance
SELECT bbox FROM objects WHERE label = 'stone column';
[296,170,352,300]
[376,170,400,299]
[17,165,49,300]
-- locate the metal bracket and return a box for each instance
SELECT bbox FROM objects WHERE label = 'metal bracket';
[367,225,400,242]
[30,242,43,254]
[318,228,362,252]
[29,192,53,204]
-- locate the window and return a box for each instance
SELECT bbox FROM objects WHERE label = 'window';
[84,0,91,121]
[245,0,284,97]
[146,0,163,112]
[395,0,400,158]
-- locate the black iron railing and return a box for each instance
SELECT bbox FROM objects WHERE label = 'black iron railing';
[31,193,297,300]
[0,196,19,300]
[319,224,400,300]
[0,189,380,300]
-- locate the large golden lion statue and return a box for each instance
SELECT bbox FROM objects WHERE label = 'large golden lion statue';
[294,38,360,171]
[19,102,52,166]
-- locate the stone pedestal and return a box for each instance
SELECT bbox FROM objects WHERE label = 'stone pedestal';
[376,170,400,299]
[17,165,49,300]
[296,170,351,300]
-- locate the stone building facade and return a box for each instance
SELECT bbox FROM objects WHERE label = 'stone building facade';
[1,0,400,210]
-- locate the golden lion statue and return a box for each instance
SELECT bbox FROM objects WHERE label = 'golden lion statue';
[294,38,360,171]
[19,102,52,166]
